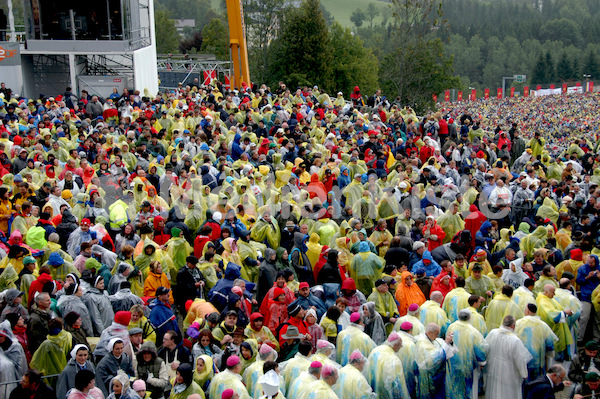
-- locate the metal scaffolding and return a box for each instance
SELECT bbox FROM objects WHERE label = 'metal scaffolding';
[156,54,233,89]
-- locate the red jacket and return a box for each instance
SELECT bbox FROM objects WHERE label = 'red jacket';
[28,273,54,308]
[465,204,487,247]
[193,235,211,258]
[278,316,309,345]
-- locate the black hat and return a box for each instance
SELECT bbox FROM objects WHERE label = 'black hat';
[186,255,198,264]
[471,263,483,272]
[375,278,387,287]
[586,341,599,351]
[287,303,302,317]
[64,311,80,326]
[156,286,171,296]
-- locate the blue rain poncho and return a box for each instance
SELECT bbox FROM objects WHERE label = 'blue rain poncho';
[445,320,487,399]
[396,331,419,398]
[415,333,458,399]
[514,315,558,381]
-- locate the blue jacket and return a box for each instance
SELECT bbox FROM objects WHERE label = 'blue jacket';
[411,251,441,277]
[208,263,254,311]
[231,133,244,160]
[475,221,494,249]
[576,255,600,302]
[290,293,327,319]
[148,298,179,341]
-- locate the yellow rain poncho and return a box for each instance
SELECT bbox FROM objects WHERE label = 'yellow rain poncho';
[533,275,558,297]
[554,287,582,334]
[193,355,214,391]
[237,238,259,283]
[250,215,281,249]
[208,369,251,399]
[280,352,311,394]
[556,258,583,281]
[46,260,80,282]
[365,342,409,399]
[349,242,384,296]
[165,233,194,279]
[515,315,558,380]
[536,197,559,225]
[419,300,450,336]
[485,293,524,331]
[512,286,536,313]
[169,381,205,399]
[240,338,259,375]
[445,319,487,399]
[30,330,72,385]
[555,228,572,252]
[334,363,376,399]
[536,293,573,353]
[287,371,319,399]
[493,228,514,253]
[393,314,425,336]
[369,228,394,258]
[396,331,418,397]
[466,306,488,337]
[0,264,18,291]
[436,204,465,244]
[367,288,398,322]
[306,233,322,268]
[442,287,471,322]
[135,239,175,280]
[336,324,376,366]
[521,226,548,261]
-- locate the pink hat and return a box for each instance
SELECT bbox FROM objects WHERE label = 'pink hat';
[310,361,323,368]
[259,344,272,355]
[231,286,243,296]
[132,380,146,391]
[388,332,401,342]
[350,312,361,323]
[400,321,413,331]
[317,340,329,349]
[408,303,419,312]
[226,355,240,367]
[222,389,235,399]
[349,349,364,361]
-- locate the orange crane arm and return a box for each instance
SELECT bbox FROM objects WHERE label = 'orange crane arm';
[226,0,250,89]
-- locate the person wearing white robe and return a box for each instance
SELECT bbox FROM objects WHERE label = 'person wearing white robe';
[484,315,532,399]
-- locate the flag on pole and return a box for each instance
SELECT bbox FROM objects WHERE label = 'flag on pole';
[444,90,450,102]
[471,89,476,101]
[497,88,502,99]
[457,91,463,101]
[484,89,489,99]
[524,86,529,97]
[510,87,515,97]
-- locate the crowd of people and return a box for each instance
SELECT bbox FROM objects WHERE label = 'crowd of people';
[0,80,598,399]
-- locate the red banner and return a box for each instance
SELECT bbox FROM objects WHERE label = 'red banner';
[444,90,450,102]
[562,83,568,94]
[588,81,594,92]
[549,84,555,89]
[457,91,463,101]
[576,82,581,87]
[536,85,542,90]
[497,88,502,99]
[224,75,232,89]
[510,87,515,97]
[471,89,476,101]
[433,93,438,103]
[203,70,217,85]
[484,88,489,99]
[524,86,529,97]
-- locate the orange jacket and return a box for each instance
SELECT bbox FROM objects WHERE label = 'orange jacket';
[143,271,174,303]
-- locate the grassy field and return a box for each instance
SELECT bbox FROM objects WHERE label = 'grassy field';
[320,0,391,28]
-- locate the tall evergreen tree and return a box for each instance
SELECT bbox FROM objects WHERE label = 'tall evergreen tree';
[556,53,573,82]
[532,53,546,85]
[583,49,600,80]
[544,52,556,83]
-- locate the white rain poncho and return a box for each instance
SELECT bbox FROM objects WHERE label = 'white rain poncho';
[514,315,558,381]
[419,300,450,337]
[484,326,532,399]
[286,370,319,399]
[445,319,487,399]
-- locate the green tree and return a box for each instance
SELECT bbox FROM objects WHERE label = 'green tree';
[583,49,600,80]
[366,3,380,29]
[329,22,379,95]
[532,53,546,84]
[267,0,332,89]
[244,0,287,84]
[545,52,556,83]
[350,8,366,29]
[154,9,180,54]
[381,0,458,112]
[556,52,573,81]
[539,18,582,47]
[201,18,229,60]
